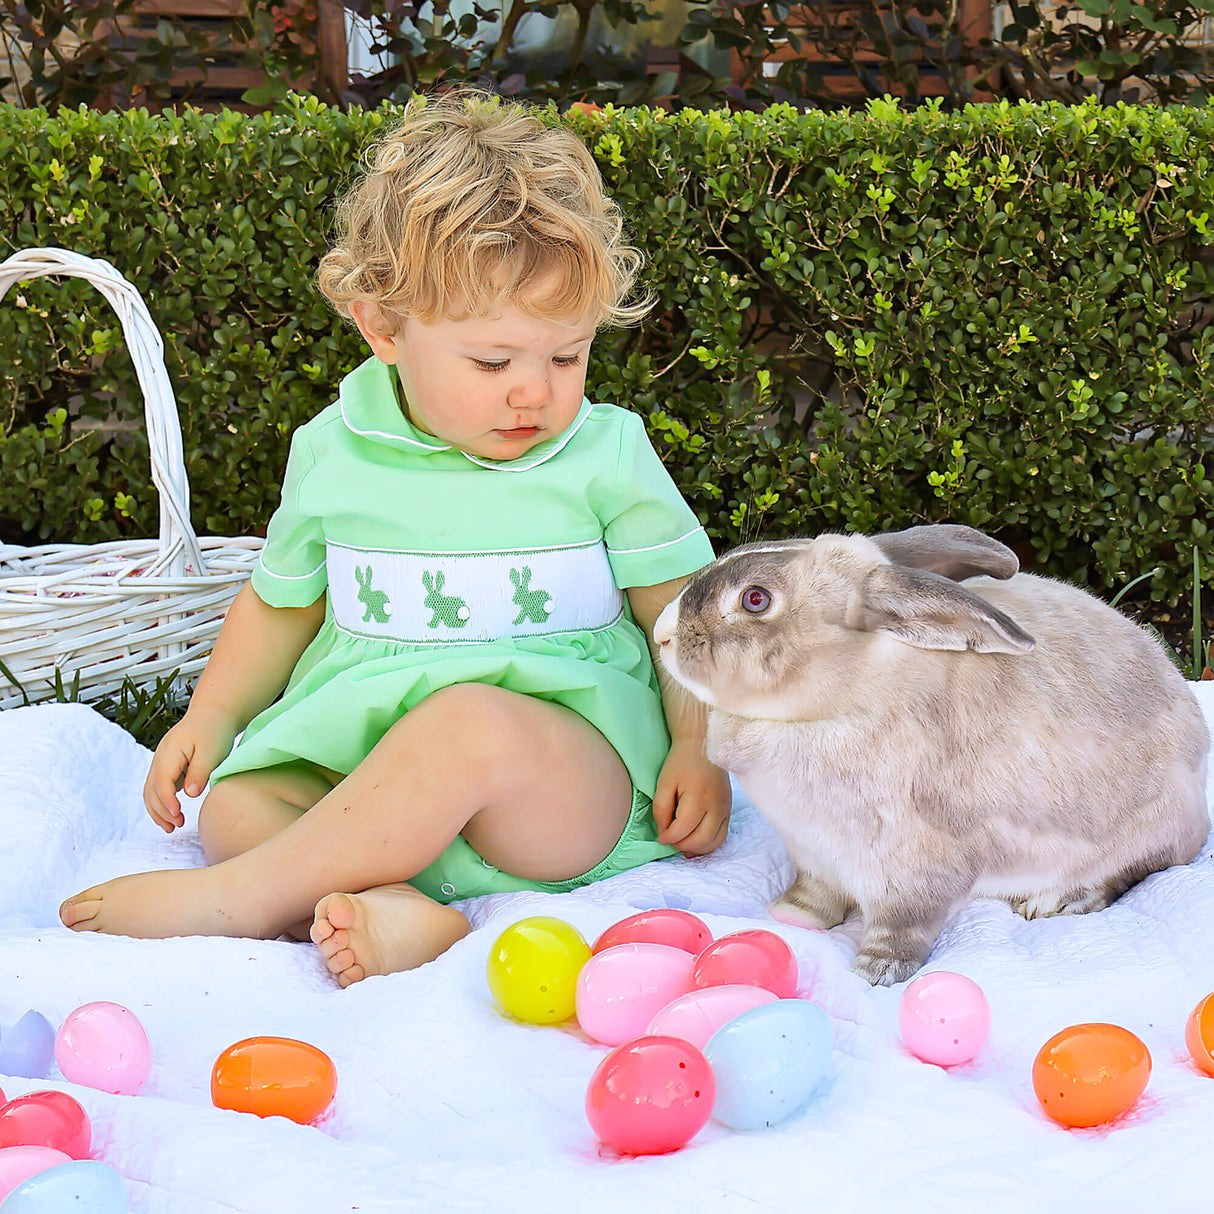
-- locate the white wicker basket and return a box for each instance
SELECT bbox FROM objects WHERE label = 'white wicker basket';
[0,248,263,710]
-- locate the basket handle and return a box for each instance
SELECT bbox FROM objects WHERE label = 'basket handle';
[0,247,207,577]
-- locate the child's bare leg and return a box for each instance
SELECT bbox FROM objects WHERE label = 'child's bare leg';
[197,763,339,939]
[60,684,633,972]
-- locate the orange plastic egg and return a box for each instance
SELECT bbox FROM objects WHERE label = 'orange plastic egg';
[1185,992,1214,1077]
[211,1037,337,1124]
[1032,1023,1151,1128]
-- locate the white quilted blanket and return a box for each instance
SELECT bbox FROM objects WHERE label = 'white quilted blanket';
[1,688,1213,1213]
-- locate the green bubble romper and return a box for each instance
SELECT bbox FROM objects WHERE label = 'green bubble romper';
[210,357,715,902]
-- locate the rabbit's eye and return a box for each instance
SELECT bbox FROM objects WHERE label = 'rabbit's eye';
[741,586,771,614]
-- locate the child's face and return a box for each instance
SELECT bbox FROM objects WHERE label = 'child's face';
[351,289,596,461]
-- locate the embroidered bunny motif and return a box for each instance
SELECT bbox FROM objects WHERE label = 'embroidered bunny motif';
[422,570,471,629]
[354,565,391,624]
[509,566,555,625]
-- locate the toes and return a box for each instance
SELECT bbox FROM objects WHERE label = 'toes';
[316,931,348,962]
[317,892,357,932]
[336,963,365,988]
[60,898,102,929]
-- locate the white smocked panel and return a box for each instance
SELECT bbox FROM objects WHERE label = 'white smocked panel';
[326,539,623,644]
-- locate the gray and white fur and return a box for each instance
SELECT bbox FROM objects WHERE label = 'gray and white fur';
[654,525,1210,986]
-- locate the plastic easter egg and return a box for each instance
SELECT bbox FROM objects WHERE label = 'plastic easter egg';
[0,1159,126,1213]
[1185,992,1214,1077]
[592,909,712,955]
[0,1013,56,1081]
[55,1002,152,1096]
[0,1091,90,1159]
[585,1035,715,1155]
[898,971,992,1067]
[1032,1023,1151,1128]
[575,943,696,1046]
[0,1146,73,1202]
[486,917,592,1025]
[646,984,779,1051]
[211,1036,337,1124]
[691,930,799,999]
[704,999,834,1131]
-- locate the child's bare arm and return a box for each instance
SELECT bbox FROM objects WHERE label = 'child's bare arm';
[143,583,326,830]
[627,577,732,856]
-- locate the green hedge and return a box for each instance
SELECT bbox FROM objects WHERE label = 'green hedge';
[2,95,1211,603]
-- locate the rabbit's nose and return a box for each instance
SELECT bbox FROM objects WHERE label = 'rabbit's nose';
[653,601,679,646]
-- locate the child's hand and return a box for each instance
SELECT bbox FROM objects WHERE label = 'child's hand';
[652,738,732,857]
[143,708,239,832]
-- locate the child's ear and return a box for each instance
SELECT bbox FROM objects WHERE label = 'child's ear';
[349,300,400,365]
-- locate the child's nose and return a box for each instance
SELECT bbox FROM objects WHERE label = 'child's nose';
[507,369,551,410]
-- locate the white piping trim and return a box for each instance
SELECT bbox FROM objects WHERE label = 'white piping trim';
[331,607,626,646]
[606,525,707,556]
[257,555,326,581]
[339,374,451,452]
[327,537,602,557]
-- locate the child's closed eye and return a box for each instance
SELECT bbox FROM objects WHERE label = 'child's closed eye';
[472,354,583,373]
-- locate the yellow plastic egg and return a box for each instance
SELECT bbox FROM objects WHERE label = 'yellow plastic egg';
[486,917,591,1024]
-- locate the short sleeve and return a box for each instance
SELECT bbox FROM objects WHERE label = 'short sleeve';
[250,428,328,607]
[601,411,715,588]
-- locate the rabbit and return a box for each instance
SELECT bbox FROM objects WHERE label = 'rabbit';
[653,524,1210,986]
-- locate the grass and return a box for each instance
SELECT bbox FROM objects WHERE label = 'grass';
[0,658,187,750]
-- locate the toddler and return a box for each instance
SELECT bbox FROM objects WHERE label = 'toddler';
[60,90,732,985]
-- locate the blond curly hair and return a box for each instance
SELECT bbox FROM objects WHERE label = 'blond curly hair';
[317,89,650,331]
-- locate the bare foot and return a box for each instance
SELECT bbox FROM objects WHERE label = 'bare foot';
[60,867,277,940]
[311,884,471,987]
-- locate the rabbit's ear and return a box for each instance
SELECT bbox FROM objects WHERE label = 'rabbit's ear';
[422,571,433,590]
[871,524,1019,582]
[847,565,1036,654]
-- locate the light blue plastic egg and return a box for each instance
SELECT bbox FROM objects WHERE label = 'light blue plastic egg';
[0,1012,56,1080]
[0,1159,127,1212]
[703,998,833,1131]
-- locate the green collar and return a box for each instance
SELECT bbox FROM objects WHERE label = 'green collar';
[338,356,592,472]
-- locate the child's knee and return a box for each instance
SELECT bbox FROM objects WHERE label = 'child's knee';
[197,783,246,863]
[390,683,524,762]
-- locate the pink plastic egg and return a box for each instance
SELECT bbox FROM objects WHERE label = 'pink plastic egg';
[592,909,713,955]
[691,930,799,999]
[0,1092,90,1159]
[898,971,991,1067]
[645,984,779,1050]
[0,1146,73,1201]
[575,943,696,1046]
[585,1036,716,1155]
[55,1001,153,1095]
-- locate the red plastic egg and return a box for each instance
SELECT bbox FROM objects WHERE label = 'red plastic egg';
[1032,1023,1151,1128]
[0,1091,91,1159]
[592,909,712,955]
[691,930,799,999]
[1185,992,1214,1077]
[211,1037,337,1124]
[585,1035,715,1155]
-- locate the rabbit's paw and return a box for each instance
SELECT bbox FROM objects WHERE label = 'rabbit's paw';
[852,949,921,987]
[1010,886,1112,920]
[768,873,851,930]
